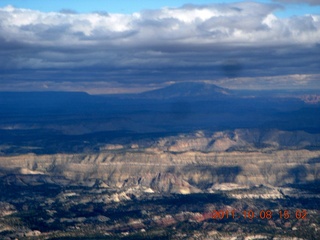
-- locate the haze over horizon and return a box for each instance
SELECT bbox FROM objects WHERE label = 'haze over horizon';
[0,0,319,94]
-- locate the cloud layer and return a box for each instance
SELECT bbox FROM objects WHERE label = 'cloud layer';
[275,0,320,5]
[0,2,319,91]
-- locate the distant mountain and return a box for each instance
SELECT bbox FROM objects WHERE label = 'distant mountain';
[137,82,231,100]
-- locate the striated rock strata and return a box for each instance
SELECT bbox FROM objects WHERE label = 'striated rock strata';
[0,148,319,194]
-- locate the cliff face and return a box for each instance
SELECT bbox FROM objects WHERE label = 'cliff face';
[0,129,319,194]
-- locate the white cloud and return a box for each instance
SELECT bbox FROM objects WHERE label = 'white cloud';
[1,2,318,48]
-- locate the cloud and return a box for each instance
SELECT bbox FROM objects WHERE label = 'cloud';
[59,9,78,14]
[274,0,320,5]
[0,3,319,91]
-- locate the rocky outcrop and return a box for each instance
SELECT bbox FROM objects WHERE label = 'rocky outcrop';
[153,129,320,152]
[0,146,319,193]
[0,129,319,193]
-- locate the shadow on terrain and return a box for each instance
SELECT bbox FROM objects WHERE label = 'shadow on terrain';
[285,179,320,195]
[286,165,309,184]
[180,165,242,189]
[307,157,320,164]
[282,163,320,193]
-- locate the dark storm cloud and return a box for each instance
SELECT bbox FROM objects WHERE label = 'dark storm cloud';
[0,3,319,91]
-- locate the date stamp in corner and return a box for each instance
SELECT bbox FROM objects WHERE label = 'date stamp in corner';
[211,209,308,220]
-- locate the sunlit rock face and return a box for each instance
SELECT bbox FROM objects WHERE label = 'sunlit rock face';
[0,129,319,194]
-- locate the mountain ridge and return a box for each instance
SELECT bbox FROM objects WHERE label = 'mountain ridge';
[136,82,231,100]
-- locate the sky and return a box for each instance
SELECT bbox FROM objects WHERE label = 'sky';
[0,0,319,16]
[0,0,319,93]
